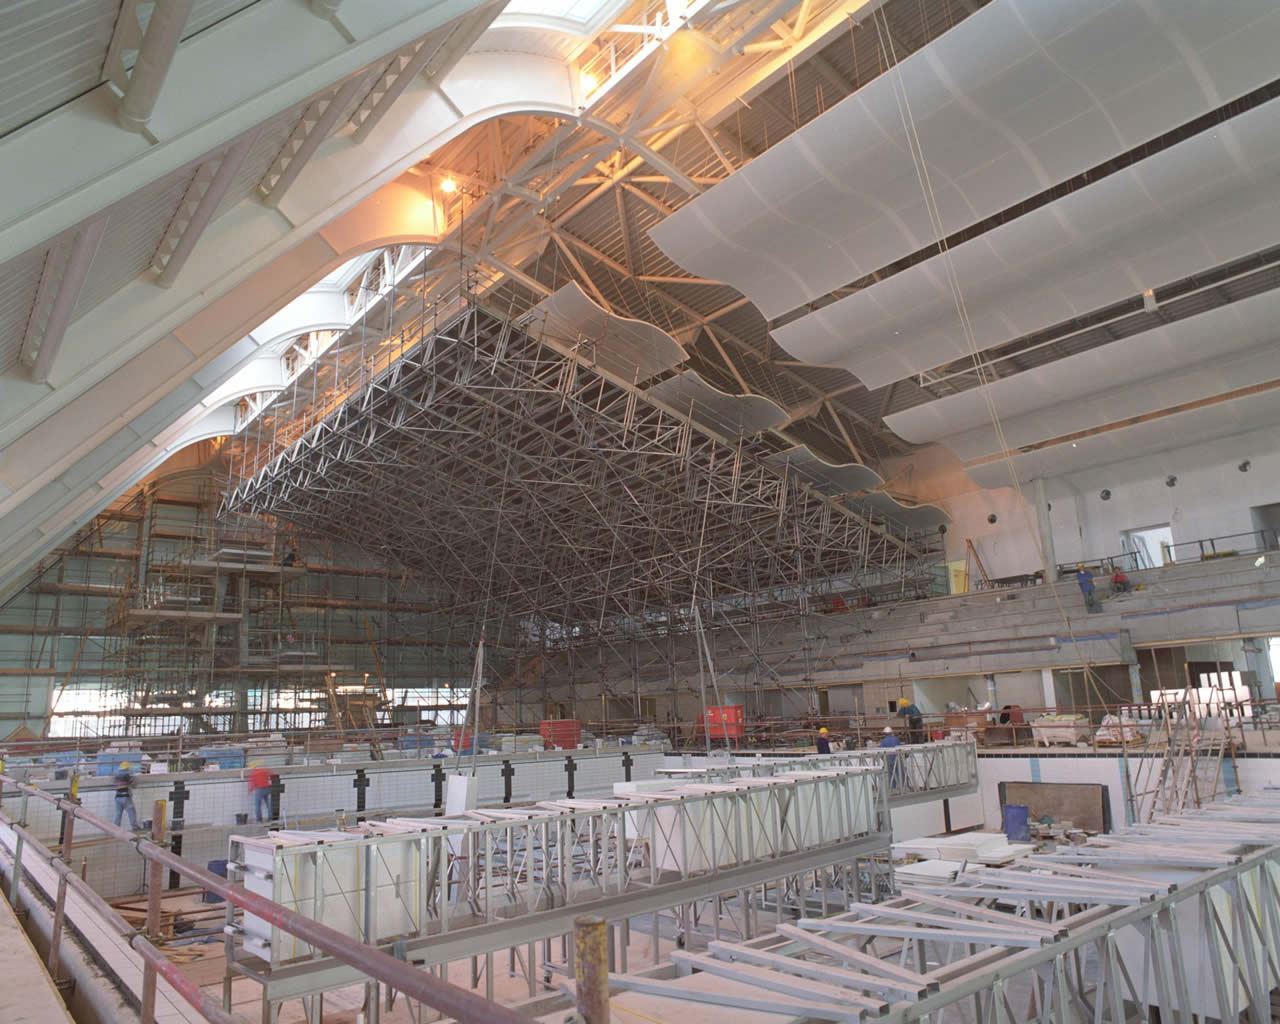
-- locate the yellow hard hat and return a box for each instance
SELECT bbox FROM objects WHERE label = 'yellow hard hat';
[898,697,910,706]
[120,761,131,769]
[249,761,262,768]
[1077,562,1085,569]
[819,728,828,735]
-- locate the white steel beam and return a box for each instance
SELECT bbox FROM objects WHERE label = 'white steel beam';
[260,73,372,207]
[113,0,198,132]
[25,219,109,384]
[154,129,261,286]
[0,0,491,263]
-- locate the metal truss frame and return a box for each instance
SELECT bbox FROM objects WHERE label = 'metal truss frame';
[591,792,1280,1023]
[223,291,938,637]
[226,766,892,1017]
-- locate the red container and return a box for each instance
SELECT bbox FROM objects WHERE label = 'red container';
[539,719,582,749]
[698,705,745,739]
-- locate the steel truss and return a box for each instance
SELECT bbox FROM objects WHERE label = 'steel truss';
[594,792,1280,1023]
[223,293,938,639]
[658,739,979,806]
[226,766,892,1019]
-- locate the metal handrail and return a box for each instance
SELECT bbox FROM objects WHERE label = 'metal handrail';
[0,774,530,1024]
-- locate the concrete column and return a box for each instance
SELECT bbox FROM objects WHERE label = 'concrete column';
[1032,477,1057,573]
[1040,669,1056,711]
[985,673,998,707]
[1127,663,1143,703]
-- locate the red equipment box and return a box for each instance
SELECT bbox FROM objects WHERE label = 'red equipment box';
[539,719,582,749]
[696,705,745,739]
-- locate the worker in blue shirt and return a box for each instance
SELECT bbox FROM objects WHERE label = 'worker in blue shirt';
[897,696,924,743]
[879,726,902,789]
[815,727,832,754]
[1075,563,1097,612]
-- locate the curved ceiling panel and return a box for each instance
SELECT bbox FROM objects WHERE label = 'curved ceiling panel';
[774,100,1280,389]
[649,0,1280,320]
[646,369,787,438]
[885,286,1280,453]
[762,445,948,529]
[531,282,687,382]
[966,387,1280,489]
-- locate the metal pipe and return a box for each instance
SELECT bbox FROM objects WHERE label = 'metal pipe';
[141,800,166,1023]
[117,0,197,132]
[574,914,610,1022]
[0,810,244,1024]
[1,775,530,1024]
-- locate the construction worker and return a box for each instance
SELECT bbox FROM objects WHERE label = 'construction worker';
[1075,563,1097,611]
[113,761,140,831]
[880,726,902,788]
[815,727,832,754]
[248,761,273,823]
[1110,568,1131,594]
[897,696,925,743]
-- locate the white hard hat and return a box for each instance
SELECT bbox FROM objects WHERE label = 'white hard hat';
[882,726,893,734]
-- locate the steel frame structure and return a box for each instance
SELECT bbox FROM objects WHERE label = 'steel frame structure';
[225,766,893,1020]
[583,791,1280,1023]
[657,739,979,805]
[223,291,941,651]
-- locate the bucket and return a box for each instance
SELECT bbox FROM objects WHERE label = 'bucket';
[202,859,229,903]
[234,813,248,826]
[1002,803,1031,843]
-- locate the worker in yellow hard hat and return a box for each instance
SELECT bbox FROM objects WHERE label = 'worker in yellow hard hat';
[897,695,924,744]
[1074,563,1097,612]
[113,760,140,831]
[816,726,831,754]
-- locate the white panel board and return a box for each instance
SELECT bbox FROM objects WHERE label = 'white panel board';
[650,0,1280,319]
[885,287,1280,456]
[777,101,1280,388]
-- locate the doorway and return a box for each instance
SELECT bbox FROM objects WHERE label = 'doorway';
[1249,503,1280,550]
[1121,523,1173,569]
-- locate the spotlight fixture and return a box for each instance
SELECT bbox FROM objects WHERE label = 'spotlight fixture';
[580,71,599,94]
[938,524,947,535]
[1255,555,1267,568]
[439,177,458,194]
[1100,489,1111,501]
[1239,460,1252,473]
[1165,475,1177,488]
[987,513,998,524]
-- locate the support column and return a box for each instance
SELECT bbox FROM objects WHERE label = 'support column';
[1040,669,1056,711]
[985,673,998,707]
[1127,663,1143,703]
[1032,478,1056,573]
[1240,638,1274,702]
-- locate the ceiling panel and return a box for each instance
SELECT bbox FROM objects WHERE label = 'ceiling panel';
[650,0,1280,320]
[647,370,786,438]
[967,386,1280,488]
[775,100,1280,389]
[885,286,1280,455]
[0,0,121,139]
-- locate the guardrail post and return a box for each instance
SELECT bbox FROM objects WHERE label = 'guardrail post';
[47,871,69,977]
[573,914,609,1022]
[9,791,29,912]
[141,800,167,1023]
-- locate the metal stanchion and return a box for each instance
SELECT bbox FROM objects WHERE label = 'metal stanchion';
[141,800,167,1022]
[573,914,609,1023]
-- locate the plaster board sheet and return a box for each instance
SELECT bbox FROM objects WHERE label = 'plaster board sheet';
[967,386,1280,487]
[777,100,1280,388]
[886,287,1280,450]
[532,282,685,382]
[646,369,787,437]
[650,0,1280,320]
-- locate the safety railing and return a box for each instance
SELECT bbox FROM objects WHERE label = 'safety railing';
[1057,529,1278,576]
[0,773,529,1024]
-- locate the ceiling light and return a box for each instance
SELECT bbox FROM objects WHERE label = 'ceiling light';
[1071,442,1078,448]
[440,177,458,194]
[581,72,599,94]
[1255,555,1266,567]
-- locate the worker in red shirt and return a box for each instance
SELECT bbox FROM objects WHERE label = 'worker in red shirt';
[1111,569,1131,594]
[248,762,273,824]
